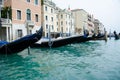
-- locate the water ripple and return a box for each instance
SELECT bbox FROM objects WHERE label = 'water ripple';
[1,39,120,80]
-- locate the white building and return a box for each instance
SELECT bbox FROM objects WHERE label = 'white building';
[0,0,12,41]
[42,0,59,38]
[42,0,75,38]
[57,9,75,37]
[94,19,105,35]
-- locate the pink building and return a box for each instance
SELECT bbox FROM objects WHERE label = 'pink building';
[3,0,41,41]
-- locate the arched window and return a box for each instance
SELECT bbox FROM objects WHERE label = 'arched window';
[26,9,31,20]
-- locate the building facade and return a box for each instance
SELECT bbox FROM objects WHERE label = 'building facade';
[4,0,41,41]
[87,14,94,35]
[0,0,12,41]
[42,0,74,38]
[58,9,74,37]
[72,9,87,35]
[94,19,105,35]
[72,9,94,36]
[1,0,105,41]
[41,0,59,38]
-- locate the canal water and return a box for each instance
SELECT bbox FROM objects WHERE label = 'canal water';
[0,38,120,80]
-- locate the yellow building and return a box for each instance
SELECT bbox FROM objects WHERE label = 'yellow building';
[94,19,105,35]
[72,9,94,36]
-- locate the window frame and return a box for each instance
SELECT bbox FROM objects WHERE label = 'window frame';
[45,6,47,11]
[34,0,38,5]
[27,0,30,2]
[26,9,31,21]
[17,10,21,20]
[45,15,48,21]
[35,14,39,22]
[51,8,53,13]
[51,17,53,22]
[46,24,48,29]
[17,29,23,38]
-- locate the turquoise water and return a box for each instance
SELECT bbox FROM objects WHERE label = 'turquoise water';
[0,38,120,80]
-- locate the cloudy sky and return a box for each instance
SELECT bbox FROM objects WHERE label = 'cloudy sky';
[52,0,120,33]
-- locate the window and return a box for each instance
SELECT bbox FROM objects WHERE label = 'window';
[46,24,48,29]
[61,21,63,25]
[0,0,3,5]
[17,10,21,20]
[45,6,47,11]
[61,15,63,19]
[51,17,53,22]
[17,29,22,38]
[69,22,70,25]
[52,25,54,30]
[29,30,32,34]
[51,9,53,13]
[57,22,58,25]
[46,33,48,38]
[56,15,58,19]
[27,0,30,2]
[26,9,31,20]
[35,14,38,22]
[66,21,67,25]
[34,0,38,5]
[45,16,48,21]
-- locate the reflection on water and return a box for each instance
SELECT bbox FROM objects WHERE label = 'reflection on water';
[0,39,120,80]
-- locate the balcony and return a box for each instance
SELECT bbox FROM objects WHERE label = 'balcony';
[25,20,34,28]
[0,0,4,7]
[0,18,12,27]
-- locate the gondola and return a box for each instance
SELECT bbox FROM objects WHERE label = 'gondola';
[31,35,92,48]
[113,31,119,40]
[0,27,43,54]
[91,34,106,40]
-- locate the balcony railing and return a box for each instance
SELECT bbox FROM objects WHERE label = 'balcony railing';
[0,0,4,7]
[25,20,34,28]
[0,18,11,24]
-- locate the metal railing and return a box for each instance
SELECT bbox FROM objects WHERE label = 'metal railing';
[0,18,11,24]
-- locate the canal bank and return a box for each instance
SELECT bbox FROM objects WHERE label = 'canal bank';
[0,38,120,80]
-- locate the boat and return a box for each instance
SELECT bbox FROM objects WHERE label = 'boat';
[31,35,92,48]
[31,24,93,48]
[113,31,119,40]
[0,27,43,54]
[91,34,107,40]
[91,30,108,41]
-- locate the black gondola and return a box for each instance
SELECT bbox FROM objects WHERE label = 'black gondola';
[92,34,107,40]
[31,35,93,48]
[0,27,43,54]
[113,31,119,40]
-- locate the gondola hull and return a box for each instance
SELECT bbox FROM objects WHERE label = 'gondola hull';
[91,34,107,41]
[31,35,92,48]
[0,27,43,54]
